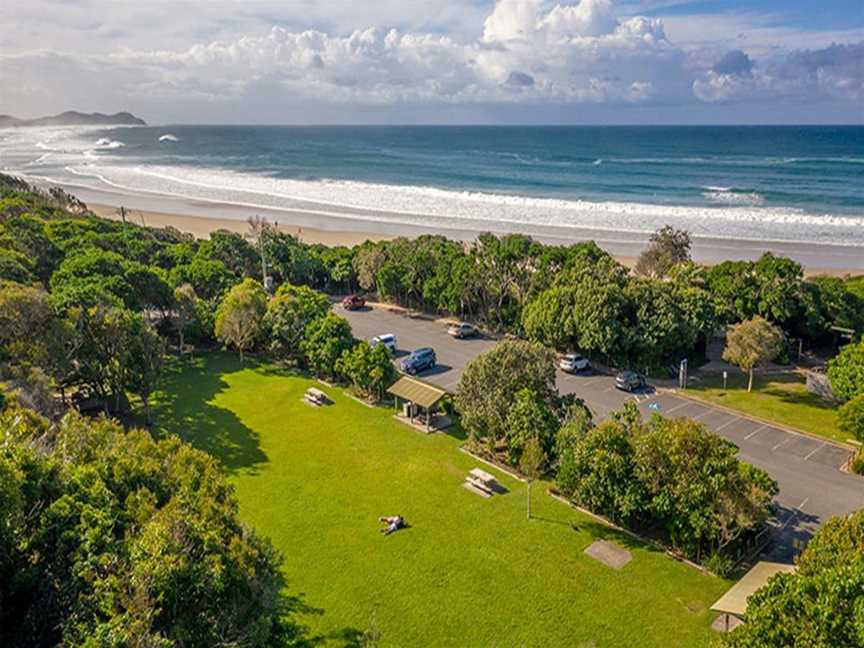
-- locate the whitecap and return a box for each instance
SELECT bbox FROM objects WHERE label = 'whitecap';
[159,134,179,142]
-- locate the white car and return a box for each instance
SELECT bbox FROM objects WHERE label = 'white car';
[559,353,591,373]
[370,334,397,354]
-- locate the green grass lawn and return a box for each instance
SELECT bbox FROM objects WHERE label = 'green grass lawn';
[686,371,847,445]
[154,352,728,647]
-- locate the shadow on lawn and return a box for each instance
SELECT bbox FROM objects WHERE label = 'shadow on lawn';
[153,353,269,475]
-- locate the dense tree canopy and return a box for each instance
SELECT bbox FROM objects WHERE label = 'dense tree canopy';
[215,278,268,361]
[828,339,864,401]
[723,317,785,392]
[0,407,311,648]
[721,510,864,648]
[456,340,557,446]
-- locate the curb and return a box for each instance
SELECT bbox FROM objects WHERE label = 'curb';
[658,387,857,452]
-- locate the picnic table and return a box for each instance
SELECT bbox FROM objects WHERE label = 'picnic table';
[304,388,328,406]
[465,467,498,495]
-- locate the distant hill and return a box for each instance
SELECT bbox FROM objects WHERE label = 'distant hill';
[0,111,146,127]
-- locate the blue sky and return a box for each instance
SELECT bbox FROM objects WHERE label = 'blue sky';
[2,0,862,124]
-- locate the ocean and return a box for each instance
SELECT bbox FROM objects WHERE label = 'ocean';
[1,124,863,249]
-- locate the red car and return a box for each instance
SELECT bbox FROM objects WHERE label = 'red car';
[342,294,366,310]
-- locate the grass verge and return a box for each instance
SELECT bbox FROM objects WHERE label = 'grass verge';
[154,352,728,647]
[686,371,846,445]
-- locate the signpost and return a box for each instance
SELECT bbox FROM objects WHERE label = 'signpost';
[723,370,728,391]
[678,358,688,390]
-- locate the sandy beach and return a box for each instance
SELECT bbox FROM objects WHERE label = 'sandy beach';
[55,181,861,277]
[89,203,391,247]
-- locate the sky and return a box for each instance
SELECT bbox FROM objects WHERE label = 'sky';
[1,0,863,124]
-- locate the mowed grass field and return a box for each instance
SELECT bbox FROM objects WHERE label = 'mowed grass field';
[154,353,728,647]
[686,372,845,445]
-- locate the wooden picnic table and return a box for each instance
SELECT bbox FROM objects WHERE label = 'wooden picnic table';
[466,467,498,495]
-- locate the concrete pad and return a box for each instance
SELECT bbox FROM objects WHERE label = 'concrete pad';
[584,539,632,569]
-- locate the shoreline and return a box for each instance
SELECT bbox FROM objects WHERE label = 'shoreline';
[57,182,864,276]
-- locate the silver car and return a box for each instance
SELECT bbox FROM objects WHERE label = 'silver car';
[370,334,397,354]
[447,322,479,339]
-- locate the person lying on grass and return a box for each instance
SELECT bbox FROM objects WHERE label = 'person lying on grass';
[379,515,405,535]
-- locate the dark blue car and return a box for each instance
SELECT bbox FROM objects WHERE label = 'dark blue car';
[400,347,436,375]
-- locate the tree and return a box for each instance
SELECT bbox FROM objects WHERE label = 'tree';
[171,283,198,355]
[301,313,354,380]
[519,437,545,520]
[723,316,784,392]
[721,510,864,648]
[633,417,777,559]
[0,280,53,359]
[456,340,557,446]
[838,394,864,444]
[125,319,165,424]
[556,420,646,526]
[335,341,396,402]
[503,388,559,466]
[828,339,864,401]
[0,408,312,648]
[262,284,330,362]
[635,225,692,279]
[214,278,267,361]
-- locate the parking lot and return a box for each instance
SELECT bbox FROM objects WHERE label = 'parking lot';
[340,302,864,560]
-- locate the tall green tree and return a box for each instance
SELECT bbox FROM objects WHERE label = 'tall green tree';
[635,225,692,279]
[828,339,864,401]
[456,340,557,446]
[723,316,784,392]
[262,283,330,362]
[214,278,267,362]
[519,437,546,520]
[335,340,396,402]
[301,313,355,380]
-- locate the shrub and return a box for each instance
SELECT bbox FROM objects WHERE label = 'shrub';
[837,394,864,444]
[828,339,864,401]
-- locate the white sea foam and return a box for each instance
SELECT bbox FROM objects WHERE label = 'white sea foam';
[3,125,862,247]
[159,134,179,142]
[702,186,765,206]
[54,162,863,246]
[95,138,125,149]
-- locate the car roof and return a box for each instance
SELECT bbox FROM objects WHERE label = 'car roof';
[375,333,395,340]
[564,352,583,358]
[414,347,434,354]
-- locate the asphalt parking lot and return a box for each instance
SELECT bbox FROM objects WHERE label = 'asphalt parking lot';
[341,302,864,560]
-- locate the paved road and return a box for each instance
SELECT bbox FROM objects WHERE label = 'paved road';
[341,304,864,560]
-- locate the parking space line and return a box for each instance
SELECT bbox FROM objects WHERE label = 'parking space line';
[743,424,767,440]
[804,443,825,461]
[772,437,790,451]
[663,402,690,416]
[713,416,740,432]
[690,408,711,421]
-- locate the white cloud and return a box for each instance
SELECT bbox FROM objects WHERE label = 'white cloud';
[0,1,861,122]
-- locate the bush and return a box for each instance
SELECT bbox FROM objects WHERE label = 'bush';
[828,339,864,401]
[704,552,734,578]
[850,450,864,476]
[838,394,864,444]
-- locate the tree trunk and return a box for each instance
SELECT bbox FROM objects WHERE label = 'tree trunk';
[747,368,754,392]
[179,330,184,356]
[143,396,152,425]
[527,480,532,520]
[239,347,244,363]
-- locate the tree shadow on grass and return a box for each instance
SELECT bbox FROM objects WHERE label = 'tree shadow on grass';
[153,353,269,475]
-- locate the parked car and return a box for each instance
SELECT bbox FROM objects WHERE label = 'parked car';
[342,294,366,310]
[400,347,436,375]
[447,322,479,339]
[559,352,591,373]
[615,370,646,392]
[370,334,397,354]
